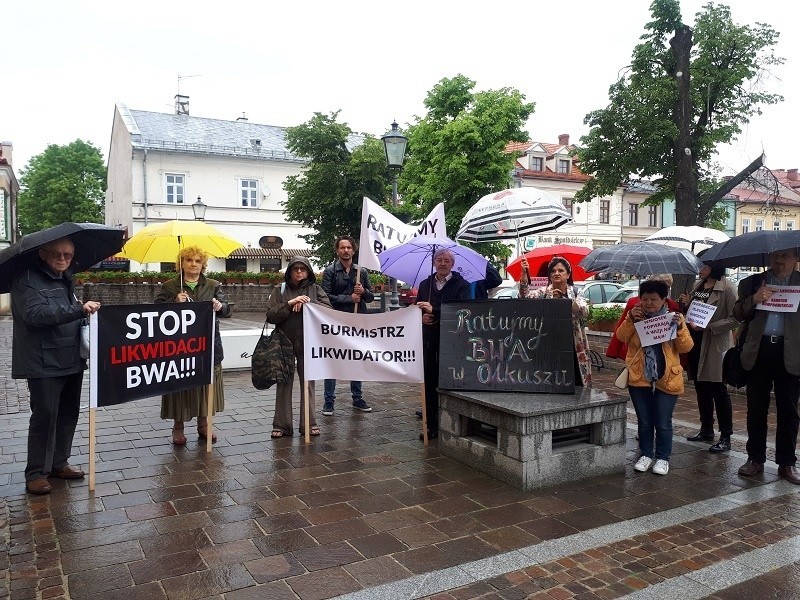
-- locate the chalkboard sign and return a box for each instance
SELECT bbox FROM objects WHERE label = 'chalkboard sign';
[438,299,576,394]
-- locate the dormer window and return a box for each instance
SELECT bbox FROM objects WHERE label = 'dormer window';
[530,156,543,171]
[557,159,570,174]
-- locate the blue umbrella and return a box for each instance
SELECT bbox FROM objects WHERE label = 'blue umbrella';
[378,236,488,288]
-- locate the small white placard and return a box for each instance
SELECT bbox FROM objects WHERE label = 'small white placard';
[756,286,800,312]
[686,301,717,328]
[634,313,678,347]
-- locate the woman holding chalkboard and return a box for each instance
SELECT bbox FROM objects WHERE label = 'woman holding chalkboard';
[617,279,694,476]
[519,256,592,387]
[155,246,231,445]
[678,264,738,452]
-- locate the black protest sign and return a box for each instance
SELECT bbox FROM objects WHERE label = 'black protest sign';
[438,299,575,394]
[95,303,214,407]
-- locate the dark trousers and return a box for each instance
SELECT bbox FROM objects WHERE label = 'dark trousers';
[745,339,800,466]
[25,372,83,481]
[695,381,733,436]
[422,334,439,433]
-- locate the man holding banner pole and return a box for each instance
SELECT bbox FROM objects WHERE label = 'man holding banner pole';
[321,236,374,416]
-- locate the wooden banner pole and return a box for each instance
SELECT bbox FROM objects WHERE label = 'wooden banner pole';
[89,408,96,491]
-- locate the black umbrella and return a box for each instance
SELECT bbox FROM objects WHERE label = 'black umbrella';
[0,223,126,293]
[579,241,703,277]
[699,230,800,268]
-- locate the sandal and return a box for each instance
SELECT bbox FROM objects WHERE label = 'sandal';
[197,422,217,443]
[300,427,321,437]
[271,430,284,439]
[172,424,187,446]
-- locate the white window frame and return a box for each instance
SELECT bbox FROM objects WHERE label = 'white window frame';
[742,218,750,234]
[530,156,543,171]
[773,220,781,231]
[648,206,658,227]
[562,197,573,216]
[240,179,259,208]
[629,203,639,226]
[755,219,764,231]
[787,221,795,231]
[557,159,570,174]
[600,200,610,224]
[165,173,185,204]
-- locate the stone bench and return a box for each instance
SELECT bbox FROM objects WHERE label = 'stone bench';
[438,388,628,490]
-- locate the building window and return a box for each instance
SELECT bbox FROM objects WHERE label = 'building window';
[530,157,543,171]
[562,197,573,216]
[755,219,764,231]
[628,203,639,226]
[240,179,258,208]
[788,221,795,231]
[165,173,185,204]
[600,200,610,224]
[557,159,570,174]
[742,218,750,234]
[773,220,781,231]
[648,206,658,227]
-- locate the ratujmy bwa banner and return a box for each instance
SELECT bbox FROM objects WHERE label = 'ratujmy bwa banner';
[358,197,446,271]
[302,303,424,383]
[90,302,215,407]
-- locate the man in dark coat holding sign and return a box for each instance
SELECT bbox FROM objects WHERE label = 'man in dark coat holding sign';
[11,237,101,495]
[732,248,800,485]
[416,248,470,440]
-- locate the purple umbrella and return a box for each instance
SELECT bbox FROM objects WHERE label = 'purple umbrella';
[378,236,488,288]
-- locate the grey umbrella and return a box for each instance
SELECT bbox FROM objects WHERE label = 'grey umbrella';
[579,241,703,277]
[0,222,126,293]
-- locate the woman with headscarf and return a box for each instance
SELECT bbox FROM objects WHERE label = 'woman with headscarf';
[678,264,739,452]
[154,245,230,445]
[617,279,694,475]
[519,255,592,387]
[266,257,331,438]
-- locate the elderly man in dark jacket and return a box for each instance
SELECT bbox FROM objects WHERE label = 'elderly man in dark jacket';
[12,237,101,495]
[416,248,471,440]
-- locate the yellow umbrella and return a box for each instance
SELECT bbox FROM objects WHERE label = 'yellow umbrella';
[119,220,244,264]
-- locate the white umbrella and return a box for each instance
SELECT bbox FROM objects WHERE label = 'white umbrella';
[644,226,729,254]
[456,187,572,243]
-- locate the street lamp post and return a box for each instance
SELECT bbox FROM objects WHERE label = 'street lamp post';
[381,120,408,310]
[192,196,207,221]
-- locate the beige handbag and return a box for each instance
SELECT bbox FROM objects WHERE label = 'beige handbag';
[615,348,642,389]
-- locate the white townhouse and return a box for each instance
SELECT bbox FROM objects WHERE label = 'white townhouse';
[105,97,314,273]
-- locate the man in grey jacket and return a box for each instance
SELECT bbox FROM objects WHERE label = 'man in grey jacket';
[12,237,101,494]
[732,248,800,484]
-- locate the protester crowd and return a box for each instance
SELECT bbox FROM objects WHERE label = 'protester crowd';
[10,230,800,495]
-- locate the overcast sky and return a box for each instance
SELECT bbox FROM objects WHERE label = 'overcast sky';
[4,0,798,178]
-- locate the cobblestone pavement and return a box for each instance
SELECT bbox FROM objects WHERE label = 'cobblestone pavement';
[0,313,797,599]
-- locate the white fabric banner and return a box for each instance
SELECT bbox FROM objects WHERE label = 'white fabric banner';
[303,303,424,383]
[358,197,447,271]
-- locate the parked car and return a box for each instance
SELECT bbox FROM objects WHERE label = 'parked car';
[490,285,520,299]
[398,287,418,306]
[592,287,638,310]
[576,281,623,305]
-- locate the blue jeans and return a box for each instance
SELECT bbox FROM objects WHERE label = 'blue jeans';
[323,379,362,404]
[628,385,678,461]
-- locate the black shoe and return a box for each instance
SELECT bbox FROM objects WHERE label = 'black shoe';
[419,429,438,441]
[709,437,731,453]
[415,410,423,419]
[686,429,715,442]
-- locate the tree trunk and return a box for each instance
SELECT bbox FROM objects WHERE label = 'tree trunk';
[671,24,699,227]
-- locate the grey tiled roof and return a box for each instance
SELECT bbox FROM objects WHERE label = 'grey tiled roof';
[121,105,303,162]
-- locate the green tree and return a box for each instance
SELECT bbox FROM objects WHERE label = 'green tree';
[18,139,107,234]
[283,111,389,265]
[575,0,782,226]
[400,74,534,246]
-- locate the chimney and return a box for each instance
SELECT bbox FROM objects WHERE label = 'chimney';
[174,94,189,116]
[558,133,569,146]
[0,141,12,166]
[236,113,248,122]
[788,169,798,182]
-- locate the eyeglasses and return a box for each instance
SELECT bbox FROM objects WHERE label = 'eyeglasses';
[47,251,74,260]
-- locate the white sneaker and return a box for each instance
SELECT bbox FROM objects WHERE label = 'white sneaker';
[652,459,670,475]
[634,456,653,472]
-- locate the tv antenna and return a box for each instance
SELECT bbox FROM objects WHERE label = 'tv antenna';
[177,73,202,94]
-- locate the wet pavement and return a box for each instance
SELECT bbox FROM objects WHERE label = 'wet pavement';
[0,313,798,599]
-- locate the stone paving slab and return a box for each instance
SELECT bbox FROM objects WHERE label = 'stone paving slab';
[0,313,796,600]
